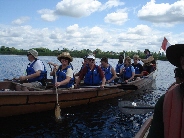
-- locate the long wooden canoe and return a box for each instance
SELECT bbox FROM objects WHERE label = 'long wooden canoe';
[0,71,156,117]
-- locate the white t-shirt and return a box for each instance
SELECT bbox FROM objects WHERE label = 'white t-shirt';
[66,68,73,78]
[30,59,45,72]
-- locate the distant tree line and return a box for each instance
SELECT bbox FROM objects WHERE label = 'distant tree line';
[0,46,167,60]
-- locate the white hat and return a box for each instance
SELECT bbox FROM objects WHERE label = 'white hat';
[87,54,95,60]
[28,49,38,58]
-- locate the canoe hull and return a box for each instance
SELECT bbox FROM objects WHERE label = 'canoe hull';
[0,71,155,117]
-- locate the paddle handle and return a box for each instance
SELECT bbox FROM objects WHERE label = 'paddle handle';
[55,71,59,104]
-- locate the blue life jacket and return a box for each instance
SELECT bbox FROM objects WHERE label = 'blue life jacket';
[134,65,141,74]
[124,65,133,79]
[84,65,102,85]
[116,63,124,73]
[54,65,74,88]
[26,59,47,84]
[101,65,113,82]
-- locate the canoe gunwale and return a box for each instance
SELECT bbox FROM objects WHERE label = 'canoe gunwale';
[134,116,153,138]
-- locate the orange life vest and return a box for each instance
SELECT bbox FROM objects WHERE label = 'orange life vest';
[163,84,184,138]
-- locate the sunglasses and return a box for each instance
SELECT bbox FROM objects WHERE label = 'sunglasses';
[88,58,94,61]
[134,58,138,60]
[27,53,32,56]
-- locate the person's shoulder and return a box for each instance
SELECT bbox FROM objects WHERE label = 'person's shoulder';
[155,94,165,110]
[34,59,42,65]
[138,63,143,66]
[67,67,73,72]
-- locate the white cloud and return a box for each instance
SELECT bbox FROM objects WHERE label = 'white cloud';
[1,22,184,53]
[12,16,30,25]
[104,9,128,25]
[138,0,184,25]
[100,0,125,11]
[55,0,101,17]
[66,24,79,33]
[38,0,102,21]
[127,25,152,35]
[38,9,58,22]
[38,0,125,22]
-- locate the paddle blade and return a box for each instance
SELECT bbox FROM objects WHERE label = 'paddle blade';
[118,101,154,114]
[55,104,62,121]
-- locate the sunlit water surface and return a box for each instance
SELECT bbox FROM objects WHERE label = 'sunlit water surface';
[0,55,175,138]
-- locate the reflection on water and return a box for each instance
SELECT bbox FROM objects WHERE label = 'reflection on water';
[0,55,176,137]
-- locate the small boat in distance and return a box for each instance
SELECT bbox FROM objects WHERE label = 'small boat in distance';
[0,71,156,118]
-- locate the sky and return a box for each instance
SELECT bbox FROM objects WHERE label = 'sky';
[1,0,184,53]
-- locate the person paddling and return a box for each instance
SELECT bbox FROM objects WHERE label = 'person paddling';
[148,44,184,138]
[100,57,117,83]
[132,55,144,79]
[50,52,74,88]
[140,49,156,74]
[16,49,47,91]
[119,56,135,83]
[74,54,106,88]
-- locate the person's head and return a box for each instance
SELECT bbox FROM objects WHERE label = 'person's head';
[124,56,131,65]
[118,55,124,64]
[27,49,38,61]
[83,55,88,65]
[144,49,150,55]
[100,57,108,67]
[166,44,184,70]
[87,54,95,65]
[57,52,73,65]
[174,68,184,84]
[133,55,139,63]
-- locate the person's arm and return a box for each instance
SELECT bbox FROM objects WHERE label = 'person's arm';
[119,65,125,76]
[74,72,80,76]
[98,66,106,87]
[50,66,58,76]
[147,94,165,138]
[141,56,154,63]
[19,70,41,81]
[74,67,86,88]
[48,62,58,67]
[101,77,106,88]
[19,60,43,81]
[107,67,117,83]
[74,67,82,76]
[55,76,71,87]
[74,77,81,88]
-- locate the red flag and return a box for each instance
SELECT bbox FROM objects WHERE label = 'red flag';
[162,37,171,51]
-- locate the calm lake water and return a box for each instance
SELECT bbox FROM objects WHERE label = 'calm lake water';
[0,55,175,138]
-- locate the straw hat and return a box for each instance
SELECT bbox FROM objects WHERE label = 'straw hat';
[57,52,73,62]
[28,49,38,58]
[166,44,184,67]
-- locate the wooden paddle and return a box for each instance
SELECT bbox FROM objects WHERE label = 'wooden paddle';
[54,71,62,121]
[117,85,138,90]
[78,83,138,90]
[118,101,154,114]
